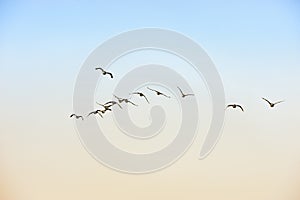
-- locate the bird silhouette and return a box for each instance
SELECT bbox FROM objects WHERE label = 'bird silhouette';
[96,102,113,111]
[113,95,138,106]
[262,98,284,108]
[226,104,244,112]
[130,92,150,104]
[147,87,171,98]
[87,110,103,118]
[177,86,194,98]
[103,100,122,109]
[95,67,113,78]
[70,114,84,120]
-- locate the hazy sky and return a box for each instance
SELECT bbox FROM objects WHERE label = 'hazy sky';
[1,1,300,200]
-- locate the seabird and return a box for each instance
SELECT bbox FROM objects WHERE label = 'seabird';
[130,92,150,104]
[177,86,194,98]
[95,67,113,78]
[70,114,84,120]
[103,100,122,109]
[226,104,244,112]
[113,95,138,106]
[262,98,284,108]
[87,110,103,118]
[147,87,171,98]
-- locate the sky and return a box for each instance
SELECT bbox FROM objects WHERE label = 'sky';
[1,1,300,200]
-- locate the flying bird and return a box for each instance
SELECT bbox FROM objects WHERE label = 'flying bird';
[103,100,122,109]
[70,114,84,120]
[147,87,171,98]
[113,95,138,106]
[96,102,113,111]
[87,110,103,118]
[130,92,150,104]
[226,104,244,112]
[177,86,194,98]
[95,67,113,78]
[113,95,124,103]
[262,98,284,108]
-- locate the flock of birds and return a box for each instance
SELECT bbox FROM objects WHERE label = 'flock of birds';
[226,98,284,112]
[70,67,284,120]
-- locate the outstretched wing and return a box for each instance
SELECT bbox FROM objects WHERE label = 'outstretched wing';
[96,102,106,108]
[161,93,171,98]
[104,101,113,105]
[226,104,233,109]
[177,86,184,96]
[113,94,122,100]
[95,67,104,72]
[107,72,113,78]
[87,111,98,117]
[87,112,93,117]
[70,114,75,118]
[132,92,150,104]
[128,100,138,106]
[274,100,284,105]
[143,95,150,104]
[237,105,244,112]
[262,98,272,106]
[147,87,157,92]
[116,102,122,108]
[185,93,194,97]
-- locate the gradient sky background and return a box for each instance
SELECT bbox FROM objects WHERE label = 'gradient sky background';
[1,1,300,200]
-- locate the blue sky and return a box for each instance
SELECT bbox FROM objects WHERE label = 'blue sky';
[1,0,299,96]
[1,0,300,123]
[1,1,299,54]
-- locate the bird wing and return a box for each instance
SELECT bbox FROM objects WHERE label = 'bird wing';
[177,86,184,96]
[226,104,233,109]
[104,101,112,105]
[107,72,113,78]
[116,103,122,108]
[128,100,138,106]
[96,102,104,106]
[70,114,75,118]
[97,112,103,118]
[104,101,117,106]
[274,100,284,105]
[262,98,272,106]
[237,105,244,112]
[184,93,194,97]
[143,95,150,103]
[161,93,171,98]
[95,67,104,72]
[132,92,149,103]
[147,87,156,92]
[113,94,122,100]
[87,112,94,117]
